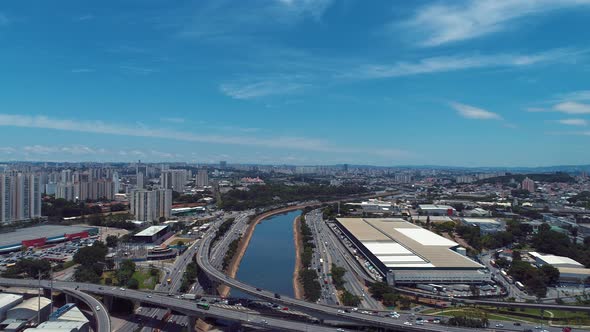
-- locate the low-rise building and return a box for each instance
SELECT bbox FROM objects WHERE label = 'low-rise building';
[418,204,456,216]
[461,218,506,234]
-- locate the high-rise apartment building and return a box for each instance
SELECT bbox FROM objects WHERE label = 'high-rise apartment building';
[160,169,187,193]
[56,182,75,201]
[130,189,172,222]
[0,173,41,224]
[522,177,535,192]
[196,169,209,187]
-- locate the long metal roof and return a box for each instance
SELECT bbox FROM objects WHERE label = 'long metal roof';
[337,218,483,269]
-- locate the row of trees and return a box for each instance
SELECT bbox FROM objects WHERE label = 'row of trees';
[212,218,235,244]
[179,256,199,293]
[220,183,368,210]
[368,282,410,308]
[222,237,241,271]
[73,241,109,283]
[298,214,321,302]
[1,258,51,279]
[330,264,346,289]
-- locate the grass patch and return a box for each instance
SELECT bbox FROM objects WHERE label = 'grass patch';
[168,238,192,246]
[100,269,160,290]
[424,306,590,325]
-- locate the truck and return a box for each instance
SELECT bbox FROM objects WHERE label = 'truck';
[166,278,172,284]
[182,294,197,300]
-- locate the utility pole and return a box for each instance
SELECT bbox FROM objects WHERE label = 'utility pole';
[50,266,54,314]
[37,271,41,325]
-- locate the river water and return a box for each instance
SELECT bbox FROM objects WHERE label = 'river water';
[231,210,301,299]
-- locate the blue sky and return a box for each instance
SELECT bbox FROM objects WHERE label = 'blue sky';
[0,0,589,167]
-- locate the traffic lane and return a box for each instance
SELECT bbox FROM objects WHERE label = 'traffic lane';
[63,288,111,332]
[197,238,481,332]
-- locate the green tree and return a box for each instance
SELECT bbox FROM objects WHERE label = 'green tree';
[106,235,118,248]
[127,278,139,289]
[540,265,560,286]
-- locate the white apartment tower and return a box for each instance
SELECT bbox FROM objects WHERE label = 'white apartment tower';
[196,169,209,187]
[130,189,172,223]
[0,173,42,224]
[160,169,187,193]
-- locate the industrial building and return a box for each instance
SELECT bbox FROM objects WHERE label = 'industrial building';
[528,252,590,284]
[335,218,490,285]
[0,294,23,321]
[0,225,99,253]
[460,218,506,234]
[418,204,456,216]
[1,296,51,329]
[133,225,170,243]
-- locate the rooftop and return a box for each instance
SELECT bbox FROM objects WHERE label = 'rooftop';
[462,218,501,225]
[529,252,584,267]
[0,293,22,309]
[418,204,455,210]
[134,225,168,237]
[0,225,95,248]
[337,218,483,269]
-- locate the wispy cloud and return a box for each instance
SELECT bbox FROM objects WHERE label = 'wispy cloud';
[275,0,334,21]
[120,65,158,75]
[402,0,590,46]
[23,145,106,155]
[74,14,94,22]
[346,49,579,79]
[0,12,10,26]
[451,102,502,120]
[71,68,95,73]
[554,101,590,114]
[161,117,185,124]
[220,80,306,99]
[557,118,588,126]
[0,113,409,158]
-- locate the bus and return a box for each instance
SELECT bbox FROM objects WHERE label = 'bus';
[196,302,210,310]
[515,281,525,291]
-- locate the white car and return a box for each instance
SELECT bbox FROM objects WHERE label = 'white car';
[495,324,504,328]
[95,306,101,311]
[337,309,345,314]
[404,321,413,326]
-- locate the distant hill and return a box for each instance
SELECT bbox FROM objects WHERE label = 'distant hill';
[476,172,575,184]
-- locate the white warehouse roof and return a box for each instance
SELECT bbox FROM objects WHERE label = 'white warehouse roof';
[135,225,168,237]
[0,294,23,310]
[529,252,584,268]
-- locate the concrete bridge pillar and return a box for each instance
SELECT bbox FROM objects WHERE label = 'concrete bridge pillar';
[188,316,197,330]
[65,294,75,304]
[102,295,114,311]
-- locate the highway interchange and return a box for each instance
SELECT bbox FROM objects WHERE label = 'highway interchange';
[2,201,590,332]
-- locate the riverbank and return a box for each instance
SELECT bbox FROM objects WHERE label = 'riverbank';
[218,206,304,297]
[293,215,304,299]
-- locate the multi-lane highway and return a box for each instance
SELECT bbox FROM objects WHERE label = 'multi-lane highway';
[196,227,484,331]
[0,278,347,332]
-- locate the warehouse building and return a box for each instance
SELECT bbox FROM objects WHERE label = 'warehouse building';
[0,225,98,254]
[528,251,590,284]
[335,218,489,285]
[418,204,456,216]
[133,225,169,243]
[0,294,23,321]
[1,297,51,328]
[461,218,506,234]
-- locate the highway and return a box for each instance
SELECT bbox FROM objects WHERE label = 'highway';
[62,287,111,332]
[0,278,348,332]
[195,227,481,331]
[306,209,382,309]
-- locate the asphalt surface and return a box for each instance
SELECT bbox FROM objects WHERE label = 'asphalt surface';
[0,277,343,332]
[195,227,486,332]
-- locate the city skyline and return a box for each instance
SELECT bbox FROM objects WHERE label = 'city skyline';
[1,1,590,166]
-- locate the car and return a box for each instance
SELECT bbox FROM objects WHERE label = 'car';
[256,288,262,291]
[495,324,504,328]
[514,322,521,326]
[119,287,125,291]
[404,322,413,326]
[336,329,345,332]
[416,321,424,325]
[98,287,103,290]
[146,295,152,298]
[535,326,542,329]
[95,306,101,311]
[337,309,345,314]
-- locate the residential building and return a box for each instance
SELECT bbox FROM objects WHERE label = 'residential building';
[0,173,41,224]
[522,177,535,192]
[160,169,187,193]
[196,169,209,187]
[130,189,172,223]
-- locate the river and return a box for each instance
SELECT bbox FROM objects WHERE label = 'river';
[231,209,301,299]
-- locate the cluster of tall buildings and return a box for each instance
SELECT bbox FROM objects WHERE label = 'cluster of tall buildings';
[0,172,41,224]
[54,169,118,201]
[130,188,172,223]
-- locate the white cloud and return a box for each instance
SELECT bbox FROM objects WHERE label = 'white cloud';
[71,68,94,73]
[346,49,577,79]
[22,145,104,155]
[0,147,15,154]
[0,113,409,158]
[451,102,502,120]
[74,14,94,22]
[556,90,590,102]
[161,117,185,124]
[274,0,333,20]
[220,80,306,99]
[557,118,588,126]
[554,101,590,114]
[402,0,590,46]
